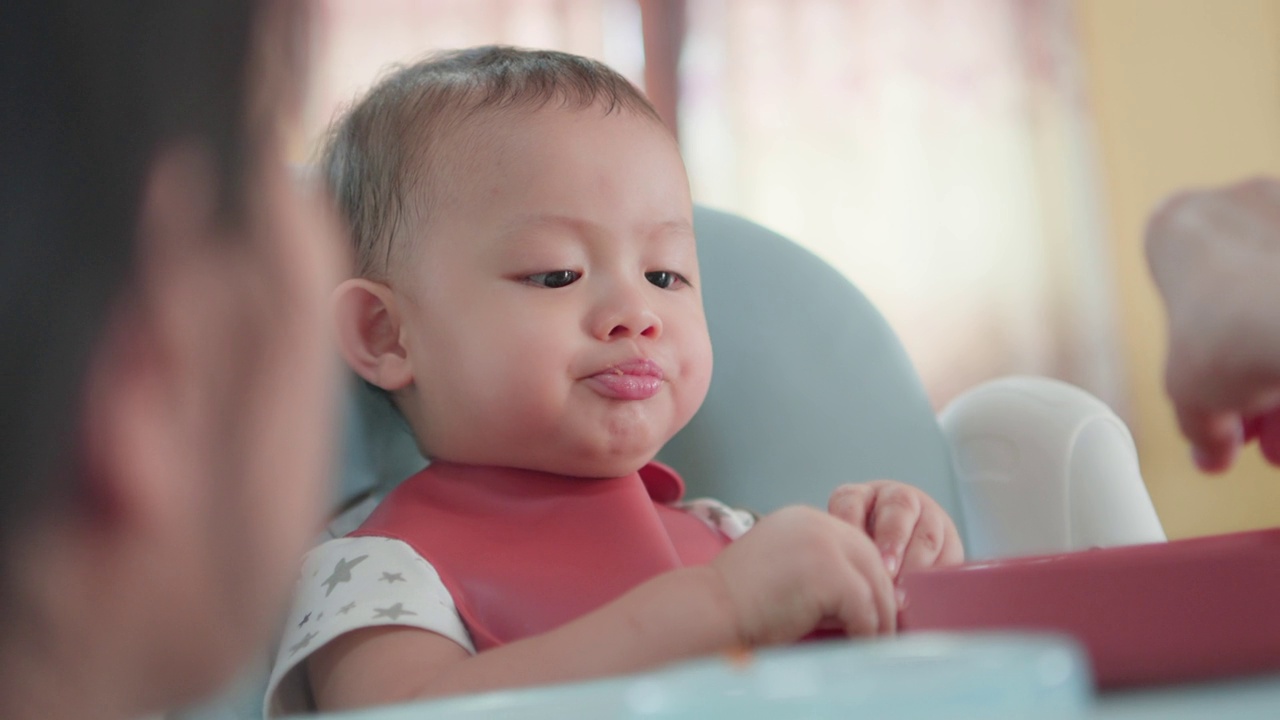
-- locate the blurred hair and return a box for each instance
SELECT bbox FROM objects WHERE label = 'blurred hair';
[0,1,296,558]
[319,45,663,280]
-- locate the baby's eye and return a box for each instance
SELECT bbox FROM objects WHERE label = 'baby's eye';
[525,270,580,288]
[645,271,687,289]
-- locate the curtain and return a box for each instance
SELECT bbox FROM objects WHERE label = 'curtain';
[305,0,641,143]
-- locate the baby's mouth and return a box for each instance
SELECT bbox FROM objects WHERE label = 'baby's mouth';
[585,359,664,400]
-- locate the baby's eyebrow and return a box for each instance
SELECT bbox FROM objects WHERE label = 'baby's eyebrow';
[498,214,596,242]
[652,218,695,238]
[498,215,695,242]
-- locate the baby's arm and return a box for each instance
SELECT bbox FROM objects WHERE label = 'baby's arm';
[828,481,964,580]
[309,566,737,711]
[308,506,895,711]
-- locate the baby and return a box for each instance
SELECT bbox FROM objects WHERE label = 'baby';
[266,46,963,716]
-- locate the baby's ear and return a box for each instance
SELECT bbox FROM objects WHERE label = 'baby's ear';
[332,279,413,391]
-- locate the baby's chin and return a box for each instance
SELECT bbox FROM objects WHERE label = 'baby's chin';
[521,450,660,479]
[495,433,671,478]
[422,440,663,478]
[425,417,689,478]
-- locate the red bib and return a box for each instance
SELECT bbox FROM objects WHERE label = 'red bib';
[350,461,729,651]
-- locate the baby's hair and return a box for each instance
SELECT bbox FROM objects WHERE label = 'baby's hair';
[319,45,664,280]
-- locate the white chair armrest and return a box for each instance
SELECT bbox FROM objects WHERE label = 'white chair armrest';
[940,376,1165,560]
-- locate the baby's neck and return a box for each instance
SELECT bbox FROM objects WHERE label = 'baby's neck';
[425,458,646,481]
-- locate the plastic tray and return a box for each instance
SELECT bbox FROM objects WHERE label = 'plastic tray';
[900,528,1280,688]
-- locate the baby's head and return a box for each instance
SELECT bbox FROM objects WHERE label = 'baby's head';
[326,46,713,478]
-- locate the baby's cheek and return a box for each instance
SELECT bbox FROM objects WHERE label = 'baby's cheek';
[671,361,712,437]
[676,317,714,383]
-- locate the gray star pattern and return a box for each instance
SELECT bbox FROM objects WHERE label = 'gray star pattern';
[338,602,356,615]
[320,555,368,597]
[372,603,418,621]
[288,631,317,655]
[380,571,405,584]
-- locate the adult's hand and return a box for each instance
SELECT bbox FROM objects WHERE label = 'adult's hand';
[1146,178,1280,472]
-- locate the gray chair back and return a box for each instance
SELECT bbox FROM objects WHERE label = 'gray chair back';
[658,207,963,534]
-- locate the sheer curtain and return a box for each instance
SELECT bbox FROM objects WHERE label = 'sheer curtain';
[305,0,1125,412]
[679,0,1122,410]
[304,0,642,142]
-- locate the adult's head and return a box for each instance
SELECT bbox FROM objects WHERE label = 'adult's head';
[1,2,343,718]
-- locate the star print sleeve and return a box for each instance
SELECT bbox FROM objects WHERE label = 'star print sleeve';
[263,536,475,718]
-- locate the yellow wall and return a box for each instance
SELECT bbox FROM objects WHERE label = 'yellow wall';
[1078,0,1280,538]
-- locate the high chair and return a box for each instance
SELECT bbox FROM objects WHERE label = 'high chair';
[180,207,1163,719]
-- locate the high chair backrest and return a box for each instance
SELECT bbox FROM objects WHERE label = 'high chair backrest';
[658,208,963,532]
[338,206,966,537]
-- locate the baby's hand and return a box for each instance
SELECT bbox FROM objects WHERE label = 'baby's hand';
[827,481,964,580]
[709,506,896,646]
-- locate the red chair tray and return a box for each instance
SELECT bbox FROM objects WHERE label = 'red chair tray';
[899,528,1280,689]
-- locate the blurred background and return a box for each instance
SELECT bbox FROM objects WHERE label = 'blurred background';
[297,0,1280,540]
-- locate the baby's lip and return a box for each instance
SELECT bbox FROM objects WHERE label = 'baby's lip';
[584,358,665,400]
[596,358,665,379]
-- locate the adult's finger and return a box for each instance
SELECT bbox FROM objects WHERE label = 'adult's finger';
[1175,404,1242,473]
[1257,409,1280,466]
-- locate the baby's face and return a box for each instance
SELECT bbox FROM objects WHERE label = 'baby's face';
[392,106,712,477]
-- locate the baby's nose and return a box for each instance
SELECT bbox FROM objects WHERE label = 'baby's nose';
[595,286,662,340]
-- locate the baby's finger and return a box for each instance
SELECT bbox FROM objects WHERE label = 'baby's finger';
[900,510,948,573]
[936,516,965,567]
[868,484,921,577]
[829,571,881,637]
[839,527,898,634]
[827,483,876,529]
